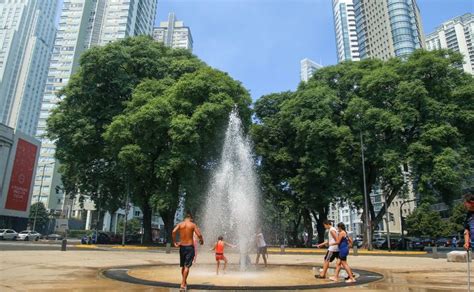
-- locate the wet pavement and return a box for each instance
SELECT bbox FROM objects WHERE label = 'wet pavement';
[0,249,470,291]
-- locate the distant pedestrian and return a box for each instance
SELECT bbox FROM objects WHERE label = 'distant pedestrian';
[314,220,339,279]
[256,228,268,267]
[452,237,457,249]
[329,222,356,283]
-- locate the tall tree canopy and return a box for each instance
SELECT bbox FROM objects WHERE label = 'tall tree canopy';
[47,36,251,242]
[252,49,473,245]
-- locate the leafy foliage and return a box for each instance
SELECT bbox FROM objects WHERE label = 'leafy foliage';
[252,50,474,244]
[29,202,49,233]
[47,36,251,242]
[405,203,448,238]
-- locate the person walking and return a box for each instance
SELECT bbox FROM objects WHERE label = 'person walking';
[314,220,339,279]
[172,212,204,291]
[329,222,356,283]
[256,228,268,267]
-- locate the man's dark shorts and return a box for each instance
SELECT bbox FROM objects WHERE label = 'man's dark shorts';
[257,246,267,255]
[324,250,339,262]
[180,245,195,268]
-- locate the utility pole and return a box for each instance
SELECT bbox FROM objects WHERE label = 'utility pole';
[360,130,372,250]
[122,180,130,246]
[400,199,417,249]
[33,162,55,231]
[384,192,391,251]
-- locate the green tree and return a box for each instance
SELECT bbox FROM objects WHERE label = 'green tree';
[104,67,252,242]
[29,202,49,233]
[447,202,467,236]
[47,37,208,243]
[253,50,474,245]
[405,203,448,237]
[118,218,141,234]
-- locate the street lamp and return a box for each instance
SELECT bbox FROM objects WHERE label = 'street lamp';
[32,161,55,231]
[357,114,372,250]
[400,199,417,250]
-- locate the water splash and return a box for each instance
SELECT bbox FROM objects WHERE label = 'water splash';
[202,108,259,270]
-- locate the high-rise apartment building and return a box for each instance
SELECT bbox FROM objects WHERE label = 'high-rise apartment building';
[426,13,473,74]
[300,58,322,82]
[332,0,360,62]
[153,13,193,51]
[33,0,157,212]
[0,0,57,136]
[353,0,425,60]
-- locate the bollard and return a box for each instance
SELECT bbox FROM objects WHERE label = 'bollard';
[166,243,171,254]
[353,245,358,256]
[280,245,285,254]
[61,238,67,251]
[432,246,438,259]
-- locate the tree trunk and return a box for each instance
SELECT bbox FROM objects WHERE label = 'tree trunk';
[161,208,177,244]
[312,207,328,244]
[290,214,302,246]
[141,198,153,244]
[302,209,313,247]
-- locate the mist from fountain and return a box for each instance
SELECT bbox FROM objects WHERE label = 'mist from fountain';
[202,108,259,270]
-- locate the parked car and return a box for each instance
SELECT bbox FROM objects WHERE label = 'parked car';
[400,237,425,251]
[125,233,141,244]
[0,229,18,240]
[435,238,451,247]
[107,233,123,244]
[421,237,435,247]
[372,238,386,249]
[81,232,110,244]
[45,234,63,240]
[17,230,41,241]
[373,238,399,249]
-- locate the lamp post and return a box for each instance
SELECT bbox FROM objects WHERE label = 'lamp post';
[400,199,417,250]
[359,125,372,250]
[32,162,55,231]
[121,179,130,246]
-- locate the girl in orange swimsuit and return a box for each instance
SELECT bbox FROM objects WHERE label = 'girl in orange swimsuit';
[210,235,236,275]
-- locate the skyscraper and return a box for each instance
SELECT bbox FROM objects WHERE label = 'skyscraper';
[153,13,193,51]
[353,0,425,60]
[332,0,360,62]
[33,0,157,212]
[426,13,473,74]
[300,58,322,82]
[0,0,57,136]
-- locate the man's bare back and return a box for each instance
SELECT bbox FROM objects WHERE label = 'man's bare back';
[173,218,204,247]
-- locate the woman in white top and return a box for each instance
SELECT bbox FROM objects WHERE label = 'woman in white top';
[256,228,268,267]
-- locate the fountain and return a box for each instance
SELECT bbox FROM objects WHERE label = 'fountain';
[102,110,383,290]
[201,108,259,270]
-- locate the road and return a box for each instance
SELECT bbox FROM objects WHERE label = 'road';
[0,239,82,251]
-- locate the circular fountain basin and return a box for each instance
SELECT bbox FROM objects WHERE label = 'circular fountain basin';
[103,264,383,290]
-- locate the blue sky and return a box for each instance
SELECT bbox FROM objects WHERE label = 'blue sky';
[155,0,473,100]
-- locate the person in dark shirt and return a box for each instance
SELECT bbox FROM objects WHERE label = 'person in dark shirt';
[463,192,474,251]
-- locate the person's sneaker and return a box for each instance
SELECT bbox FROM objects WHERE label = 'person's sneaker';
[345,273,356,280]
[329,276,338,281]
[314,274,325,279]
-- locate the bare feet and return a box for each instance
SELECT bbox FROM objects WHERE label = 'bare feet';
[345,278,356,283]
[329,276,338,281]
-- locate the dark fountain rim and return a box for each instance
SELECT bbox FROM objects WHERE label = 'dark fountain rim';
[102,263,384,290]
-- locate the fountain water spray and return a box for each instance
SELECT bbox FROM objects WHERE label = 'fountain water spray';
[202,108,259,270]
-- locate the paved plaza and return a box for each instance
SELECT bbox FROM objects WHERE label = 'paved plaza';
[0,246,470,291]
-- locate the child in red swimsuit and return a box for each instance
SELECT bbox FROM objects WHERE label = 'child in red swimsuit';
[210,235,236,275]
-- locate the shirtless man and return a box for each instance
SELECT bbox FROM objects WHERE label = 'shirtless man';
[172,212,204,290]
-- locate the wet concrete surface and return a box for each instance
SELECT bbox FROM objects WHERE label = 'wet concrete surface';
[0,249,470,291]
